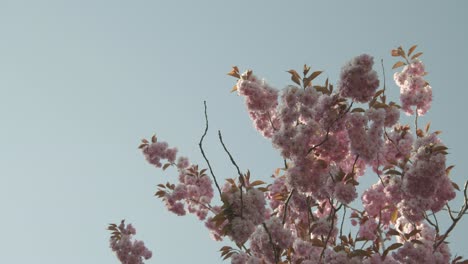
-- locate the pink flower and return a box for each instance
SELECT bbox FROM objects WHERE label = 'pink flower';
[109,220,152,264]
[394,60,432,116]
[338,54,380,103]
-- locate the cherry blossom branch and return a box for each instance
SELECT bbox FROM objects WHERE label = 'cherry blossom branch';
[282,189,295,225]
[434,180,468,251]
[218,130,243,179]
[188,198,215,214]
[415,108,419,135]
[218,130,245,217]
[199,101,222,198]
[307,102,353,155]
[267,111,278,131]
[320,199,341,262]
[442,206,468,216]
[262,223,279,264]
[339,206,346,239]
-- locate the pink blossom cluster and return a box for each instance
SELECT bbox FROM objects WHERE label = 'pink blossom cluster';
[394,60,432,115]
[163,164,215,219]
[109,221,152,264]
[392,219,451,263]
[221,184,267,244]
[333,181,357,204]
[204,206,226,241]
[347,108,385,162]
[249,217,294,263]
[362,176,402,227]
[132,50,466,264]
[142,140,215,219]
[323,248,361,264]
[379,127,414,167]
[237,72,280,138]
[142,141,177,168]
[338,54,380,103]
[399,133,455,221]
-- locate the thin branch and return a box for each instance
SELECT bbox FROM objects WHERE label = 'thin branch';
[443,205,468,216]
[218,130,245,217]
[375,157,386,187]
[431,210,439,234]
[415,108,419,135]
[267,111,278,131]
[423,211,438,232]
[263,223,279,264]
[351,154,359,173]
[434,181,468,251]
[282,189,295,225]
[320,202,337,262]
[340,206,346,239]
[446,203,456,221]
[307,102,353,155]
[199,101,222,198]
[381,59,387,95]
[218,130,243,178]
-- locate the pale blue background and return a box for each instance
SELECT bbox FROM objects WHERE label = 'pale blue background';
[0,1,467,263]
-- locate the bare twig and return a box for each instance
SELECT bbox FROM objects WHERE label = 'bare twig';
[218,130,243,178]
[282,189,295,225]
[218,130,245,217]
[199,101,222,198]
[340,206,346,239]
[434,181,468,251]
[263,223,279,264]
[267,112,278,131]
[415,108,419,136]
[320,199,340,261]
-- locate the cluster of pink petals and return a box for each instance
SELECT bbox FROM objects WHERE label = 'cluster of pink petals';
[142,141,177,168]
[338,54,380,103]
[324,248,361,264]
[204,206,226,241]
[362,175,402,227]
[394,60,432,115]
[347,108,385,162]
[137,52,464,264]
[109,221,152,264]
[333,181,357,204]
[222,184,267,244]
[249,217,294,263]
[164,164,215,219]
[358,218,378,240]
[399,133,455,221]
[141,140,215,220]
[379,128,414,167]
[392,219,451,263]
[237,73,280,138]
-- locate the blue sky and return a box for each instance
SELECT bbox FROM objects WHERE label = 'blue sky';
[0,1,467,263]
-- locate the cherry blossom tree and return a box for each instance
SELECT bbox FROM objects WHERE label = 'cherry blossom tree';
[109,46,468,264]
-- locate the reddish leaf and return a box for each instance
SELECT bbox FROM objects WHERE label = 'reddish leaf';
[411,52,423,60]
[392,61,406,69]
[408,45,417,56]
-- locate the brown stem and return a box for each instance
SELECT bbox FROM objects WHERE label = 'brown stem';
[282,189,295,225]
[433,181,468,251]
[263,223,279,264]
[218,130,245,217]
[199,101,222,198]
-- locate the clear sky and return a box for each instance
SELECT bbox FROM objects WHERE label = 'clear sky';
[0,1,467,263]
